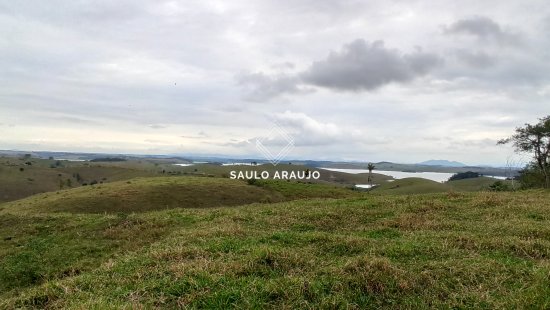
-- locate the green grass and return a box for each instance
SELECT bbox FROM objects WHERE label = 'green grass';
[0,156,157,203]
[1,187,550,308]
[249,179,359,199]
[372,178,451,194]
[0,176,356,215]
[448,176,515,191]
[0,157,384,204]
[372,177,516,194]
[174,163,393,185]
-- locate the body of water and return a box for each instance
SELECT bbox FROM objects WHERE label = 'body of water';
[322,168,506,183]
[355,184,377,189]
[173,161,211,167]
[222,163,263,166]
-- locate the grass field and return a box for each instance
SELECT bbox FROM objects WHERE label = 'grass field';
[371,178,450,194]
[371,176,514,195]
[0,156,158,203]
[447,176,517,191]
[0,177,357,215]
[0,157,384,204]
[1,177,549,308]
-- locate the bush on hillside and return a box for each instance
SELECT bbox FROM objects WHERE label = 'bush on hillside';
[489,180,510,191]
[516,164,547,189]
[448,171,480,181]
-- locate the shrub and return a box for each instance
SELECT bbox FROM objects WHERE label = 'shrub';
[449,171,480,181]
[489,181,510,191]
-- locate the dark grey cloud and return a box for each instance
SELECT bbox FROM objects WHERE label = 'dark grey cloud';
[302,40,441,91]
[239,39,441,101]
[444,16,521,45]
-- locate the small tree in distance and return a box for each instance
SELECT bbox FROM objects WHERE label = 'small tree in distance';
[498,115,550,188]
[367,163,375,186]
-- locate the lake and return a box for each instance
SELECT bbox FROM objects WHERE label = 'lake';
[321,168,506,183]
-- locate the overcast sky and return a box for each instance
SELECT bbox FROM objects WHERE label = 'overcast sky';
[1,0,549,165]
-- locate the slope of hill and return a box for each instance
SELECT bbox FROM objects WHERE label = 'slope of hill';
[0,157,157,203]
[447,176,512,191]
[0,157,384,204]
[371,177,517,194]
[0,176,356,215]
[372,178,451,194]
[1,190,550,308]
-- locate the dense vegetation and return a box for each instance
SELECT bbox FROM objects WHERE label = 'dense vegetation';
[448,171,480,181]
[499,115,550,189]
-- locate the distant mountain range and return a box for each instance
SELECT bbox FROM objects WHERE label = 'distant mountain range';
[417,160,467,167]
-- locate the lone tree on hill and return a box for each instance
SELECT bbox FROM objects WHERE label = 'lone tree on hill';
[367,163,375,185]
[498,115,550,188]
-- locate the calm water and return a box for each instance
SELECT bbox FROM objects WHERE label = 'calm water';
[322,168,505,183]
[173,161,210,167]
[355,184,376,189]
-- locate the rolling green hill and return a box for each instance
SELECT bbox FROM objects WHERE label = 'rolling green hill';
[1,189,550,308]
[0,157,385,204]
[0,157,157,203]
[447,176,515,191]
[371,177,516,194]
[371,178,451,194]
[170,163,392,185]
[0,176,356,215]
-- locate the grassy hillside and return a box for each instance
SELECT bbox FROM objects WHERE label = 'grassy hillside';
[0,157,157,203]
[1,188,550,308]
[372,177,516,194]
[0,177,356,215]
[447,176,514,191]
[172,163,392,185]
[372,178,451,194]
[0,157,385,204]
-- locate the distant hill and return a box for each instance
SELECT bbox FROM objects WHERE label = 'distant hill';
[417,160,466,167]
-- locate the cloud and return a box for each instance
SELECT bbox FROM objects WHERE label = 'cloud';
[302,39,441,91]
[180,131,209,139]
[239,39,442,101]
[444,16,521,45]
[268,111,388,147]
[221,111,369,148]
[272,111,345,146]
[236,72,311,102]
[1,0,548,165]
[148,124,166,129]
[453,49,496,68]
